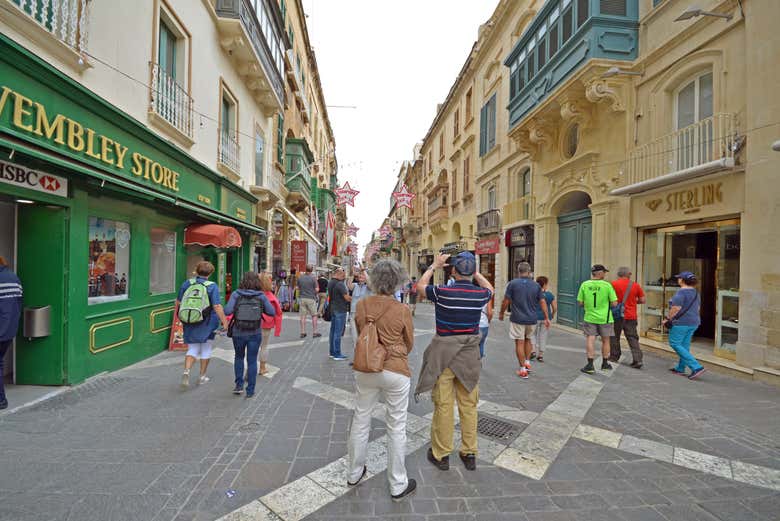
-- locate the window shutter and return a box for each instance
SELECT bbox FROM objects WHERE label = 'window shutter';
[600,0,626,16]
[276,115,284,164]
[479,104,487,156]
[487,95,497,150]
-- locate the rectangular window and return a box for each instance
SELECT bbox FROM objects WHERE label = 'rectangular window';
[518,64,526,92]
[538,38,546,71]
[487,186,497,210]
[600,0,626,16]
[276,114,284,164]
[428,151,432,171]
[150,228,176,295]
[453,109,459,137]
[158,20,177,79]
[439,133,444,159]
[549,25,559,57]
[88,217,130,304]
[255,129,265,186]
[479,95,497,156]
[452,168,458,203]
[577,0,589,28]
[463,155,470,193]
[465,87,473,121]
[562,8,573,42]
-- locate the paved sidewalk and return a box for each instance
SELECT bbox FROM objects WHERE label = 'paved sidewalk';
[0,304,778,521]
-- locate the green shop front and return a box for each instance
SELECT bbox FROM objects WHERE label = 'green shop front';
[0,35,263,385]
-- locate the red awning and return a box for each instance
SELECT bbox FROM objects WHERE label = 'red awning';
[184,224,242,248]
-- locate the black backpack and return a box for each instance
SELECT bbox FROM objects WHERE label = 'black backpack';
[234,295,264,330]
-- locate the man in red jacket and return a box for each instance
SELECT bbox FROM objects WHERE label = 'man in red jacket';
[610,266,646,368]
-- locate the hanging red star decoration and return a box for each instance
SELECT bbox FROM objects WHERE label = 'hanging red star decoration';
[392,183,416,209]
[334,181,360,207]
[347,223,359,237]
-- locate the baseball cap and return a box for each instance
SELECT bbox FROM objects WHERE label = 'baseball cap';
[674,271,696,282]
[451,251,476,276]
[591,264,609,273]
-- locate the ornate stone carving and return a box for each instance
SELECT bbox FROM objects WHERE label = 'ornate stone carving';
[559,97,591,126]
[511,129,538,159]
[585,78,626,112]
[528,118,554,148]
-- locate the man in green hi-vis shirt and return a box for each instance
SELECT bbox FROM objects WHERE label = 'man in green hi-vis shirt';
[577,264,618,374]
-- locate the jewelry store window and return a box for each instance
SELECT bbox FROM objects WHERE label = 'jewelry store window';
[639,219,740,359]
[88,217,130,304]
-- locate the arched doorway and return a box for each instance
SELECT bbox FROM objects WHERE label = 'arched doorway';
[451,222,462,244]
[555,191,592,329]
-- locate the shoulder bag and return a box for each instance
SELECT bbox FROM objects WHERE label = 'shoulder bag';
[662,291,699,329]
[611,281,634,320]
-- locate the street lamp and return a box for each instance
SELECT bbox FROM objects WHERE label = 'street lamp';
[674,6,733,22]
[601,67,643,78]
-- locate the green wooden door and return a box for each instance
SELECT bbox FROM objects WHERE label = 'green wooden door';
[557,209,592,329]
[15,204,68,384]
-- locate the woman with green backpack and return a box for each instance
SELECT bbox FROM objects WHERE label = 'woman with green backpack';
[224,271,275,397]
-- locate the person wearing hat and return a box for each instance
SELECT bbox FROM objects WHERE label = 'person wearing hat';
[577,264,618,374]
[414,252,493,472]
[666,271,705,380]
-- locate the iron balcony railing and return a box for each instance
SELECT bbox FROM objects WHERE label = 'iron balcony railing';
[218,129,240,174]
[149,62,194,139]
[11,0,90,52]
[625,113,737,186]
[477,208,501,235]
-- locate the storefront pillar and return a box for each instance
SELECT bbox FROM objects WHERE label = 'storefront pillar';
[533,216,558,294]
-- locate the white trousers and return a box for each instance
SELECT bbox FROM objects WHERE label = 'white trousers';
[347,370,410,495]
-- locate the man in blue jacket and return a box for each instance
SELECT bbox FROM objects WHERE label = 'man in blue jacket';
[0,256,23,410]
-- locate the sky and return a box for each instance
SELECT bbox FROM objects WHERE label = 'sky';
[303,0,499,251]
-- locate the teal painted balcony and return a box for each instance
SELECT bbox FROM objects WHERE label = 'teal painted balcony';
[505,0,639,129]
[285,138,313,213]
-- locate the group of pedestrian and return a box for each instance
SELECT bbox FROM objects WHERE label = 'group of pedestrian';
[575,264,704,380]
[176,261,283,397]
[345,252,493,502]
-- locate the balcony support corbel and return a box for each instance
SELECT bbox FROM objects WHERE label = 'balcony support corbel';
[584,78,627,112]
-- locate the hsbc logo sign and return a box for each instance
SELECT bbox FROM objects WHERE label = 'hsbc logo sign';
[0,160,68,198]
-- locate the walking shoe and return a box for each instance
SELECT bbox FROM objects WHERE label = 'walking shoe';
[198,375,210,385]
[232,384,243,395]
[601,361,613,371]
[427,448,449,471]
[688,367,706,380]
[516,368,529,379]
[608,356,620,363]
[347,465,367,486]
[529,352,537,360]
[245,392,255,398]
[300,333,307,338]
[581,364,595,374]
[313,333,322,338]
[391,478,417,502]
[629,362,643,369]
[523,360,532,372]
[536,356,544,363]
[332,356,348,361]
[0,400,7,410]
[459,453,477,471]
[669,367,686,375]
[180,370,190,388]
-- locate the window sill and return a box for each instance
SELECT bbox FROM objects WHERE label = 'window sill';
[148,111,195,149]
[217,162,241,182]
[480,143,501,162]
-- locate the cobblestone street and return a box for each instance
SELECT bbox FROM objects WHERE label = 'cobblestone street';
[1,305,778,521]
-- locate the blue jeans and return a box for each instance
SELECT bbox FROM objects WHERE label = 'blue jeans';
[479,327,489,358]
[668,325,703,372]
[233,333,262,394]
[0,339,10,404]
[329,312,347,358]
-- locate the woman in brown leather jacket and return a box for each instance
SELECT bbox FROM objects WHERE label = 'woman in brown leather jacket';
[346,259,416,501]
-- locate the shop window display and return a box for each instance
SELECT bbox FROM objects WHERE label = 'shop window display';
[88,217,130,304]
[150,228,176,295]
[640,220,740,359]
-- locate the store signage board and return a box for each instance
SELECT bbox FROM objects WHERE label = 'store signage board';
[291,240,307,273]
[475,236,500,255]
[0,59,255,217]
[0,159,67,198]
[632,173,744,227]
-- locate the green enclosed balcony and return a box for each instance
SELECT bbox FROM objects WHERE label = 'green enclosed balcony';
[505,0,639,129]
[316,187,337,221]
[284,138,313,213]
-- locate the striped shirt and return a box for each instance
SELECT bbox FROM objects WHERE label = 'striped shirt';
[426,281,492,336]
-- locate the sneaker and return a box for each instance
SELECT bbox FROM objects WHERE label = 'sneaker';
[536,356,544,363]
[313,333,322,338]
[608,356,620,363]
[180,371,190,388]
[300,333,307,338]
[427,448,449,471]
[601,361,613,371]
[0,400,7,410]
[198,375,210,385]
[391,478,417,502]
[347,465,367,486]
[516,368,529,379]
[523,360,532,372]
[232,384,243,395]
[629,362,643,369]
[581,364,595,374]
[245,392,255,398]
[529,352,537,360]
[332,356,348,361]
[669,367,686,375]
[459,453,476,471]
[688,367,706,380]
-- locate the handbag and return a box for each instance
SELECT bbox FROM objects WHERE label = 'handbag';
[612,281,634,320]
[663,291,699,329]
